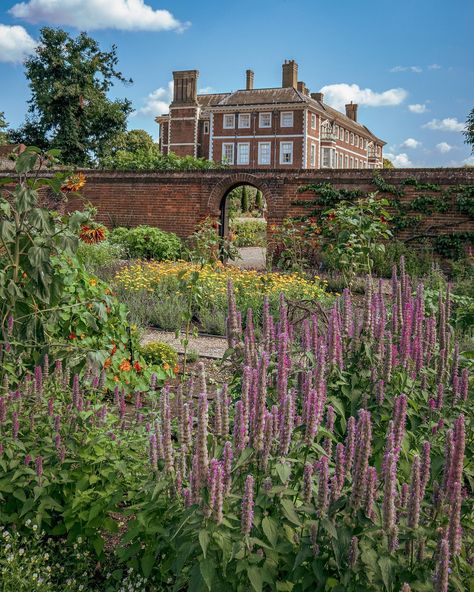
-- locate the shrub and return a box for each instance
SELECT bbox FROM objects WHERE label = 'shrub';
[230,219,267,247]
[108,226,182,260]
[77,240,125,272]
[139,341,178,369]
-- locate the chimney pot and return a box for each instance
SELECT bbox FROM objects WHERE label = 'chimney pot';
[282,59,298,89]
[246,69,254,90]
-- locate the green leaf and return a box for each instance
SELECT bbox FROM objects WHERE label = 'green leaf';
[199,558,215,591]
[276,462,291,484]
[199,529,210,558]
[247,566,263,592]
[262,516,278,547]
[141,553,155,578]
[280,499,301,526]
[378,556,393,592]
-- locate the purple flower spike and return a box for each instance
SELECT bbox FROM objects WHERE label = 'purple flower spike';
[241,475,255,535]
[434,538,450,592]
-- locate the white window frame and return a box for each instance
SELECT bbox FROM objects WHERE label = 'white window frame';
[350,156,354,168]
[223,114,235,129]
[280,111,294,127]
[258,141,271,165]
[259,112,272,128]
[221,143,234,164]
[345,130,349,143]
[279,141,293,165]
[345,155,349,168]
[339,127,344,140]
[310,143,317,167]
[311,113,317,129]
[339,154,343,168]
[203,121,209,134]
[321,147,331,168]
[238,113,251,129]
[355,135,359,147]
[237,142,250,165]
[350,133,354,145]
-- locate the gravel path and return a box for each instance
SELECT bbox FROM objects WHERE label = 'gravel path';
[142,328,228,359]
[230,247,266,270]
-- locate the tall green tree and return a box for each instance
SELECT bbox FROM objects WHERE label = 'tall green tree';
[464,108,474,153]
[241,185,249,213]
[0,112,9,144]
[10,28,132,166]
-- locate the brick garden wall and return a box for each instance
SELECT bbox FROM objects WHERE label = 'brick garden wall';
[2,167,473,243]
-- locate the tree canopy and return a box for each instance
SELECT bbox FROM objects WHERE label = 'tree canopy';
[10,28,132,166]
[99,130,221,170]
[0,112,9,144]
[464,108,474,153]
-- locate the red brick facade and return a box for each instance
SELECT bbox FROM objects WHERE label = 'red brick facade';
[55,168,474,245]
[157,61,385,169]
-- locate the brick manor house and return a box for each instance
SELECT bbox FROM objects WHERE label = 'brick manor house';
[157,60,385,169]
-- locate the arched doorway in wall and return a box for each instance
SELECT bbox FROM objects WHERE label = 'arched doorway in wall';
[208,174,272,269]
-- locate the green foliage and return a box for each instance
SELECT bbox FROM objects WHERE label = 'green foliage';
[371,171,404,196]
[296,182,364,209]
[255,189,263,210]
[410,194,448,214]
[187,218,239,265]
[0,524,96,591]
[108,226,182,260]
[322,194,392,285]
[267,218,320,272]
[464,107,474,152]
[230,219,267,247]
[139,341,178,368]
[100,142,221,171]
[240,186,249,213]
[0,112,9,145]
[10,28,132,166]
[433,232,474,260]
[370,240,436,278]
[76,240,125,272]
[382,158,394,169]
[453,184,474,218]
[0,147,90,373]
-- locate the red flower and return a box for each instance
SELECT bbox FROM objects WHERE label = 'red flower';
[380,215,387,224]
[68,333,77,340]
[328,213,336,221]
[133,361,142,372]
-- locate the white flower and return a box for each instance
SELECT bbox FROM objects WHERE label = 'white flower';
[32,524,38,531]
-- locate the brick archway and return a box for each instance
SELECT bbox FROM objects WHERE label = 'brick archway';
[207,172,273,216]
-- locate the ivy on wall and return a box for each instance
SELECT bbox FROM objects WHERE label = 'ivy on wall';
[293,173,474,259]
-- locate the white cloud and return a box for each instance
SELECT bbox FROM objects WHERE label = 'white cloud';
[436,142,453,153]
[408,103,428,114]
[423,118,464,132]
[198,86,214,94]
[319,83,407,110]
[390,65,423,73]
[384,152,413,168]
[462,156,474,166]
[428,64,442,70]
[135,81,173,116]
[0,23,36,63]
[401,138,421,149]
[9,0,188,32]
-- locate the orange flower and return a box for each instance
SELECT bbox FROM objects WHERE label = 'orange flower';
[79,224,107,244]
[163,362,170,371]
[119,359,131,372]
[113,376,119,382]
[133,361,142,372]
[111,344,117,356]
[173,365,180,374]
[104,358,112,369]
[62,172,86,192]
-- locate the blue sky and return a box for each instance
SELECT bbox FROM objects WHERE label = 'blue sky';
[0,0,473,166]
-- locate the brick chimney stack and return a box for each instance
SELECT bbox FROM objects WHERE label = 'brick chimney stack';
[311,92,324,103]
[246,69,254,90]
[297,81,309,95]
[282,60,298,89]
[345,102,358,122]
[171,70,199,105]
